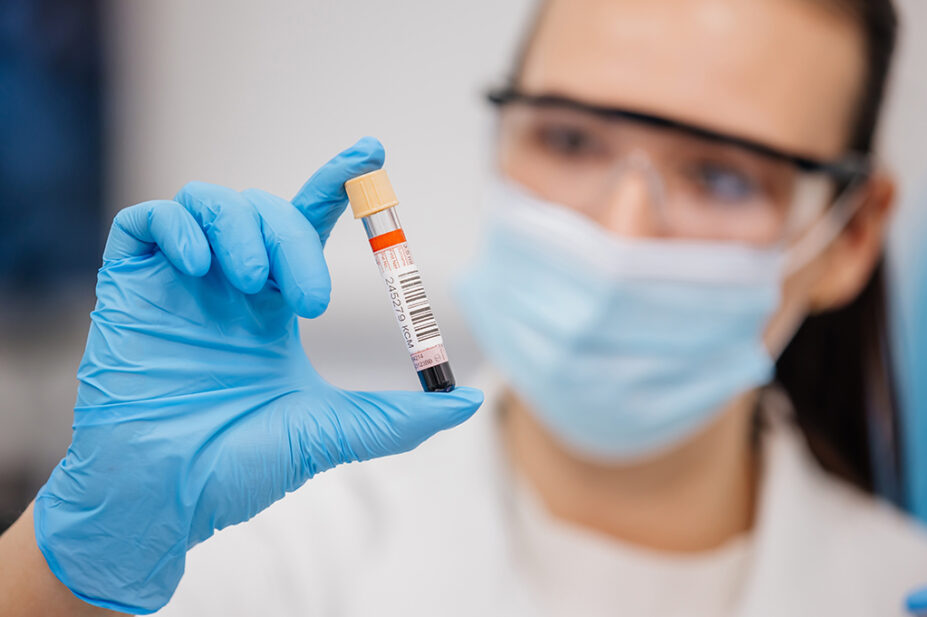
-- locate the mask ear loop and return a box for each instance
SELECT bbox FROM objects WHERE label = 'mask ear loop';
[763,174,870,360]
[782,173,870,276]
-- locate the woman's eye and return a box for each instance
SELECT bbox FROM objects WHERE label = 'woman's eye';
[535,125,603,158]
[689,162,759,202]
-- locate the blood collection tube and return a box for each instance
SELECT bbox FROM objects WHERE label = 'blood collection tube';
[344,169,456,392]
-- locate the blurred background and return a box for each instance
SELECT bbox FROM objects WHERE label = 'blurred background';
[1,0,925,531]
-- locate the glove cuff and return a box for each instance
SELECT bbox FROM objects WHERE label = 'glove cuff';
[33,467,185,614]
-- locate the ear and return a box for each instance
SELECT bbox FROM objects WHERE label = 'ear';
[807,172,895,312]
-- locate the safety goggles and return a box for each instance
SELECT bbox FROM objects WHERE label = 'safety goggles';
[488,87,872,247]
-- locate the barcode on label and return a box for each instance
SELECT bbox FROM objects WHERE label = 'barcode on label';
[397,270,442,344]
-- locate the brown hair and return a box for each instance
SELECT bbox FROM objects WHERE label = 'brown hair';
[776,0,901,501]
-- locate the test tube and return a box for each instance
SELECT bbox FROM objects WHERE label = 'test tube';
[344,169,455,392]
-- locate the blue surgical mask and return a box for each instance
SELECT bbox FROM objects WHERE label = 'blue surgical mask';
[455,178,786,462]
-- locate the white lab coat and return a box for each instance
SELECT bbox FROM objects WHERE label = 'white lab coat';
[157,375,927,616]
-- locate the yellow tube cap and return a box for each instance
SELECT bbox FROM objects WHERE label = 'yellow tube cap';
[344,169,399,219]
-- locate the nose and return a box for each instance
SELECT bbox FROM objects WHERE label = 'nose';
[598,153,666,238]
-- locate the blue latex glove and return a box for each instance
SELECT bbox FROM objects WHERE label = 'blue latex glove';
[33,137,483,614]
[909,587,927,615]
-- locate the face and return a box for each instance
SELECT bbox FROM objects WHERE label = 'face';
[498,0,894,350]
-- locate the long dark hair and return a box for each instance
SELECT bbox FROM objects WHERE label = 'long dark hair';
[776,0,901,502]
[511,0,903,501]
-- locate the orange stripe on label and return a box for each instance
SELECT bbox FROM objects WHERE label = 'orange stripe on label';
[369,229,407,252]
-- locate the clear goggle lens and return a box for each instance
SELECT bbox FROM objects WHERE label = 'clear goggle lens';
[496,100,867,248]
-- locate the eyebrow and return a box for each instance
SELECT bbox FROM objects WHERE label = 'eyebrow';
[487,87,871,183]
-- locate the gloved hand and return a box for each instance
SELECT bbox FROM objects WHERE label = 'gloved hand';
[33,137,483,614]
[909,587,927,615]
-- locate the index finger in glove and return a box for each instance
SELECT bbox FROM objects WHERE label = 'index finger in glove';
[241,188,332,318]
[291,136,385,246]
[103,200,211,276]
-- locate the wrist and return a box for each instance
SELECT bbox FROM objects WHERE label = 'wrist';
[0,501,120,616]
[33,463,186,614]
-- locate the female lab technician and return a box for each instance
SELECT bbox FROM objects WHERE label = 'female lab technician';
[1,0,927,615]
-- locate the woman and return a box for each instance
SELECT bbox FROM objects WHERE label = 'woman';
[1,0,925,615]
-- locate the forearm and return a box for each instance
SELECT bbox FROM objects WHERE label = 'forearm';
[0,502,121,617]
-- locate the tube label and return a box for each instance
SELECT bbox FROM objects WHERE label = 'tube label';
[370,230,449,371]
